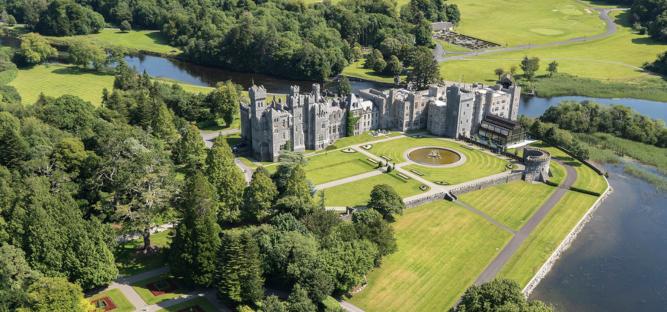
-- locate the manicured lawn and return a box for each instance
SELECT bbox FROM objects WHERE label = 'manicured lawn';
[267,150,378,185]
[340,58,407,84]
[497,191,600,287]
[324,172,427,207]
[458,181,557,231]
[155,297,220,312]
[114,230,172,277]
[370,137,507,185]
[453,0,606,47]
[131,273,195,305]
[436,40,471,52]
[86,289,135,312]
[531,142,608,194]
[328,131,401,149]
[549,160,567,186]
[10,64,114,105]
[237,156,258,168]
[53,29,180,55]
[345,200,512,311]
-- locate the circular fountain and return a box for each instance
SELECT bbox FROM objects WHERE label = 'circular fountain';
[406,147,463,167]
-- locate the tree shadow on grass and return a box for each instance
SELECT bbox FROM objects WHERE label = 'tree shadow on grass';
[146,32,175,48]
[51,66,115,77]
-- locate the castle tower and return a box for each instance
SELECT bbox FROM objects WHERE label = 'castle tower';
[249,85,267,117]
[444,84,475,139]
[312,83,321,102]
[508,84,521,121]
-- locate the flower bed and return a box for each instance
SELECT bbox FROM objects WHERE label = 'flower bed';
[419,185,429,191]
[341,148,356,153]
[361,144,373,150]
[434,181,449,185]
[410,169,424,176]
[381,155,392,161]
[147,279,179,297]
[91,297,117,311]
[367,158,378,164]
[396,172,410,180]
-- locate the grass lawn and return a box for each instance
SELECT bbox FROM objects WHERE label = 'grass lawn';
[458,181,557,231]
[237,156,258,168]
[497,191,599,286]
[370,137,507,184]
[530,142,608,194]
[10,64,114,105]
[131,272,195,305]
[86,289,135,312]
[114,230,172,277]
[324,171,427,207]
[47,29,180,55]
[345,200,512,311]
[549,160,567,186]
[436,40,471,52]
[267,150,378,185]
[452,0,606,47]
[155,297,220,312]
[198,116,241,132]
[327,131,401,149]
[340,58,407,84]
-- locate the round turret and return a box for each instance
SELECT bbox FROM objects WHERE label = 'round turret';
[523,147,551,183]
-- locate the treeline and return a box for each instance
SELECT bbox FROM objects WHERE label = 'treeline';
[516,115,591,160]
[1,0,459,80]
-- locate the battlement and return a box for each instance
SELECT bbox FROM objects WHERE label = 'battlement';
[249,85,267,100]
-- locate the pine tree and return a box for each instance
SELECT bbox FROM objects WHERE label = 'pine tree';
[170,172,221,287]
[284,164,312,204]
[216,232,243,305]
[173,125,207,167]
[243,166,278,222]
[152,103,178,144]
[206,136,246,223]
[239,231,264,304]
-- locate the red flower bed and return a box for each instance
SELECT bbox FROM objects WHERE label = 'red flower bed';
[91,296,117,311]
[146,278,179,296]
[175,305,205,312]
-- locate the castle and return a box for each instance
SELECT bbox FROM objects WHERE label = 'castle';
[240,82,521,162]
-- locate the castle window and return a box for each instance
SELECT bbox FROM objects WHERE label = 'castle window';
[282,133,285,140]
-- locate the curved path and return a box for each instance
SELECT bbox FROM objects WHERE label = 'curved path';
[434,6,628,63]
[454,57,647,71]
[469,158,577,286]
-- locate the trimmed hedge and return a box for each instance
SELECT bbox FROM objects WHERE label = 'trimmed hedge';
[545,180,560,187]
[569,186,602,196]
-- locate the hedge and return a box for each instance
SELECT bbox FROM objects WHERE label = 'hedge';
[545,180,560,187]
[568,186,602,196]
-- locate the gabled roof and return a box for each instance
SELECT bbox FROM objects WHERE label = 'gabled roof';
[432,22,454,31]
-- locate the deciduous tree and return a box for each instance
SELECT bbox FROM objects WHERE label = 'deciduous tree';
[243,166,278,222]
[494,68,505,80]
[22,277,94,312]
[407,46,441,90]
[68,40,107,70]
[547,61,559,76]
[207,80,241,127]
[367,184,405,218]
[456,278,552,312]
[286,284,317,312]
[520,56,540,82]
[19,33,56,64]
[120,20,132,32]
[337,76,353,97]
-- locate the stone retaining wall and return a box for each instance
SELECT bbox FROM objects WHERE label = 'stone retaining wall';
[522,179,613,297]
[404,192,447,209]
[451,173,522,196]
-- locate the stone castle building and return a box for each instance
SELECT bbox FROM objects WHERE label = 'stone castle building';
[240,82,521,162]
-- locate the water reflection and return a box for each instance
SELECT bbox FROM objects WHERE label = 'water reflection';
[530,161,667,312]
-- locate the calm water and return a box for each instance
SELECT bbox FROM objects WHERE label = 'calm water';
[408,147,461,165]
[520,95,667,122]
[530,162,667,311]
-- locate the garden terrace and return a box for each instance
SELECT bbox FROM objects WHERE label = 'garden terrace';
[324,172,427,207]
[86,289,135,312]
[265,150,377,185]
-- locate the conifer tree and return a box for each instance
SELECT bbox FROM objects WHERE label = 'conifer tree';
[216,232,243,305]
[286,284,317,312]
[260,295,286,312]
[239,231,264,304]
[152,103,179,144]
[170,172,221,287]
[243,166,278,222]
[284,164,312,204]
[173,125,207,167]
[206,136,246,223]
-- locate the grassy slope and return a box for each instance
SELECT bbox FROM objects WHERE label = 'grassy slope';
[369,137,507,184]
[497,191,599,286]
[458,181,557,231]
[531,142,608,194]
[10,64,114,105]
[452,0,606,46]
[86,289,135,312]
[90,30,180,54]
[325,172,427,207]
[114,230,172,277]
[131,272,195,305]
[155,297,220,312]
[346,200,512,312]
[340,58,408,83]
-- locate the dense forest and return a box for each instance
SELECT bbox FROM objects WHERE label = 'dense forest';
[0,0,460,80]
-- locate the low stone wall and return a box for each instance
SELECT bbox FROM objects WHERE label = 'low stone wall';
[404,192,447,209]
[451,173,522,196]
[522,179,613,297]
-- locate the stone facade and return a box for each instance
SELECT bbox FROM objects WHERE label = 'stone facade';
[523,147,551,183]
[240,82,521,162]
[450,173,522,196]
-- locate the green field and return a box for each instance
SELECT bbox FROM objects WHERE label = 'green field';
[531,142,608,194]
[114,230,172,277]
[131,272,195,305]
[451,0,606,47]
[86,289,135,312]
[369,137,507,184]
[327,131,403,149]
[340,58,408,84]
[497,191,599,286]
[156,297,220,312]
[346,200,512,311]
[10,64,114,105]
[458,181,556,231]
[46,29,180,55]
[549,160,567,185]
[324,172,427,207]
[266,150,378,185]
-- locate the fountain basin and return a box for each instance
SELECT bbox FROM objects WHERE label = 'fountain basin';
[406,147,465,167]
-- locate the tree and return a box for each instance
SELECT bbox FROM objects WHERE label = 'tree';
[0,244,42,290]
[206,136,246,223]
[170,172,221,287]
[530,119,545,138]
[494,68,505,80]
[216,231,264,306]
[520,56,540,82]
[260,295,286,312]
[364,49,383,70]
[300,269,334,303]
[547,61,559,76]
[271,213,308,234]
[367,184,405,218]
[152,103,179,143]
[207,80,241,127]
[337,76,353,97]
[36,94,97,134]
[379,38,402,58]
[52,138,87,174]
[244,167,278,222]
[22,277,94,312]
[352,46,363,61]
[509,65,518,77]
[19,33,57,64]
[301,209,341,238]
[286,284,317,312]
[0,112,28,168]
[414,20,434,48]
[407,46,441,90]
[284,164,313,204]
[35,0,105,36]
[120,20,131,32]
[384,55,402,77]
[68,40,107,70]
[372,58,387,73]
[456,278,552,312]
[173,125,207,168]
[352,209,398,263]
